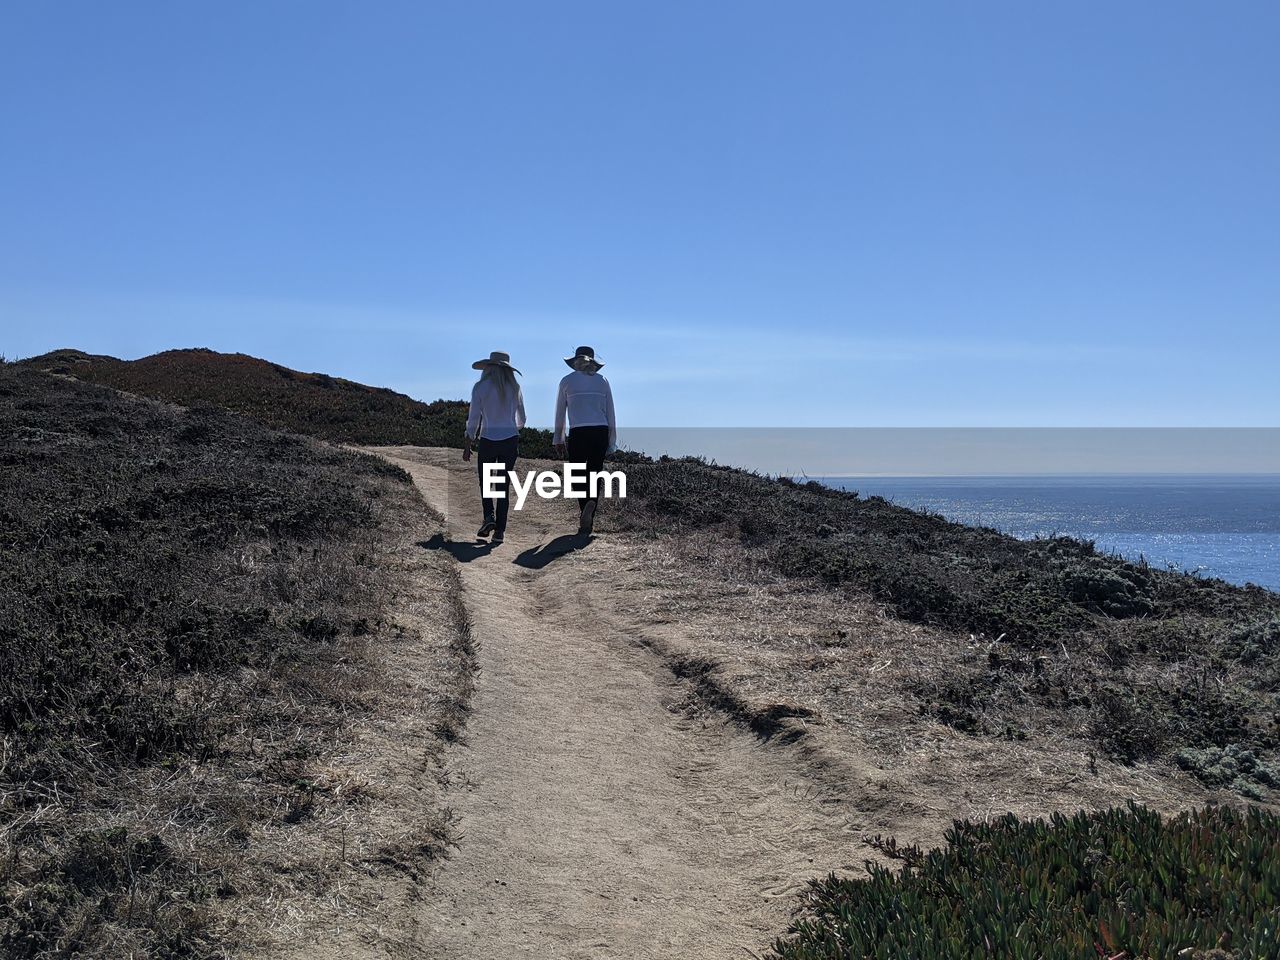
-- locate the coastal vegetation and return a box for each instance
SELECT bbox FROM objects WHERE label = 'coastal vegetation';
[1,363,462,956]
[28,348,1280,791]
[772,803,1280,959]
[23,347,555,456]
[612,457,1280,790]
[13,348,1280,957]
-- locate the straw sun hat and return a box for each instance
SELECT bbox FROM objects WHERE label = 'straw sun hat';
[472,351,521,374]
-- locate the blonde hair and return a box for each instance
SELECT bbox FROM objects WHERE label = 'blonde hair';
[480,363,518,402]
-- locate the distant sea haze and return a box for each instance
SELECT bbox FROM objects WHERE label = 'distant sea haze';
[813,474,1280,593]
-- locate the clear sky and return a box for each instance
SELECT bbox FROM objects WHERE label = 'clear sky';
[3,1,1277,428]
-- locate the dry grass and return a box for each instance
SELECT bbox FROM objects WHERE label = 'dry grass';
[601,459,1280,803]
[0,367,475,957]
[234,503,476,957]
[599,525,1221,846]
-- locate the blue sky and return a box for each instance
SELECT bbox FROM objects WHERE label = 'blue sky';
[3,1,1277,427]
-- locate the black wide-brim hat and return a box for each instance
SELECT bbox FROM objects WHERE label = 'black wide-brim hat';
[472,350,521,374]
[564,345,604,369]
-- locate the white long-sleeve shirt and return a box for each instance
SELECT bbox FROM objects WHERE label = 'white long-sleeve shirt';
[466,379,526,441]
[554,370,616,449]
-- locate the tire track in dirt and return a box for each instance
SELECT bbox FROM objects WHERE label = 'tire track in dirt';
[366,447,866,960]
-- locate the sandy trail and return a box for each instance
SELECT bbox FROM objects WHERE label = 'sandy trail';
[368,447,859,960]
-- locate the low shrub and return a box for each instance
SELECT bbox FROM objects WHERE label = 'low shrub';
[609,459,1280,780]
[21,347,559,457]
[0,365,422,957]
[1175,745,1280,800]
[772,803,1280,960]
[613,458,1277,645]
[27,349,1280,785]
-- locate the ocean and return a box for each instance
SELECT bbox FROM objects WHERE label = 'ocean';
[815,474,1280,593]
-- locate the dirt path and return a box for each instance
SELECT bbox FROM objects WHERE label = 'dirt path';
[367,447,860,960]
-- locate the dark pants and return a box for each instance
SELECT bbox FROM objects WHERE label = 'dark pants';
[476,435,519,534]
[567,425,609,511]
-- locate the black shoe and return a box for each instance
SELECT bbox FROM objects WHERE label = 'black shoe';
[578,501,596,536]
[477,520,496,538]
[491,529,505,545]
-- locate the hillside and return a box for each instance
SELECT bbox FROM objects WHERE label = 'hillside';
[7,353,1280,957]
[22,347,1280,797]
[20,348,552,456]
[609,459,1280,795]
[376,446,1278,960]
[0,364,472,957]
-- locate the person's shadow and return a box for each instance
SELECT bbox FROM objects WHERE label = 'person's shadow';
[514,533,592,569]
[418,533,495,563]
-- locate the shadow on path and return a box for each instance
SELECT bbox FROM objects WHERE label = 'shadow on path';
[418,533,497,563]
[515,533,593,569]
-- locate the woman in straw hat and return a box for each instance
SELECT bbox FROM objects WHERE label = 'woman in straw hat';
[554,345,616,536]
[463,351,525,543]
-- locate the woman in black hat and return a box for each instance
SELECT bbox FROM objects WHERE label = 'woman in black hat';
[553,346,616,535]
[463,351,525,543]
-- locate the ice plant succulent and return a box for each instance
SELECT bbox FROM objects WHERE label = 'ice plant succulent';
[772,803,1280,960]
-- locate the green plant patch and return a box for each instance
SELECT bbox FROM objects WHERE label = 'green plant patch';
[772,804,1280,960]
